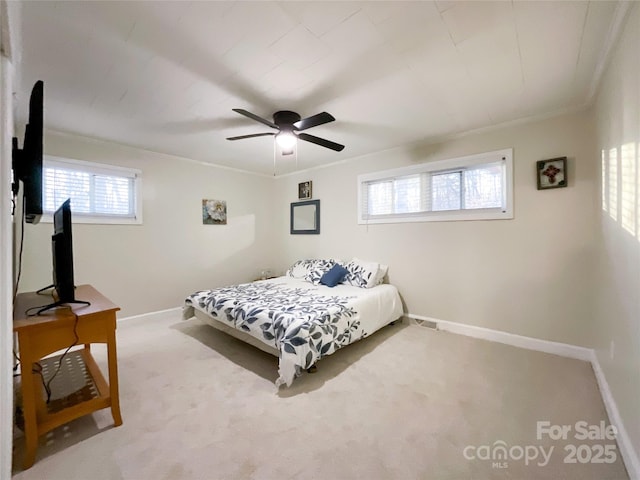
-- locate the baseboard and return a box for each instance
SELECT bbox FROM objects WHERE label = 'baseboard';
[405,313,592,361]
[118,306,182,323]
[405,313,639,479]
[590,350,640,480]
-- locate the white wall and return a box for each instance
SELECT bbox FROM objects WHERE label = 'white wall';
[17,131,276,318]
[0,51,14,480]
[274,110,598,347]
[1,0,19,476]
[593,3,640,460]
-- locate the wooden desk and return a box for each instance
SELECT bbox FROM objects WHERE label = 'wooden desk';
[13,284,122,469]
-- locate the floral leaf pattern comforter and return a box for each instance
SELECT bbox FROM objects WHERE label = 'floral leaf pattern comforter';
[183,278,403,387]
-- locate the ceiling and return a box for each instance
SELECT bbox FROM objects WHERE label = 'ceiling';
[16,1,622,176]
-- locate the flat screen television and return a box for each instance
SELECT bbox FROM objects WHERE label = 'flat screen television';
[52,198,75,302]
[12,80,44,224]
[35,199,90,315]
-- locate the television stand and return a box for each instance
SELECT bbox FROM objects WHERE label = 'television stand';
[13,285,122,469]
[35,284,84,296]
[35,284,53,295]
[34,285,92,315]
[34,299,91,316]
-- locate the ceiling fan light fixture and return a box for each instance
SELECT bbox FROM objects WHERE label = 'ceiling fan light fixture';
[276,131,296,150]
[228,109,344,152]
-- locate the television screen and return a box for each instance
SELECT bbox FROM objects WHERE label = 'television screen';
[12,80,44,224]
[52,198,74,303]
[34,199,90,315]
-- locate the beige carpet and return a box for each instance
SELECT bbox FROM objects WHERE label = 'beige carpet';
[12,311,629,479]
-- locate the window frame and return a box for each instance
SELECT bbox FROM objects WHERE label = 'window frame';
[41,155,143,225]
[357,148,513,224]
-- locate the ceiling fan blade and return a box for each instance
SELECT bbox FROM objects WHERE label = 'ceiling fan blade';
[293,112,335,131]
[226,133,275,141]
[232,109,278,129]
[297,133,345,152]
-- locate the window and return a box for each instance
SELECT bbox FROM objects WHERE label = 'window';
[358,149,513,224]
[43,156,142,224]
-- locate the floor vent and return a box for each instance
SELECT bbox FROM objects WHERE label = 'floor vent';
[407,317,438,330]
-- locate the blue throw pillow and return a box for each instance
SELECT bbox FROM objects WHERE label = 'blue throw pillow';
[320,264,348,288]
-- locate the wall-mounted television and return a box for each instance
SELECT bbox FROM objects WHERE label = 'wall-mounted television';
[12,80,44,224]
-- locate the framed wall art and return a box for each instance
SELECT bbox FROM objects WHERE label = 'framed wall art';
[537,157,567,190]
[290,199,320,234]
[202,199,227,224]
[298,181,312,200]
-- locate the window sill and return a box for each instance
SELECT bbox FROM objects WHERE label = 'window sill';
[39,213,143,225]
[359,208,513,224]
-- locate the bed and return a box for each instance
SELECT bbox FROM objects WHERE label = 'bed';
[183,258,403,387]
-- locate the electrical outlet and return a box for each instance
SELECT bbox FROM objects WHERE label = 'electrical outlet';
[610,340,615,360]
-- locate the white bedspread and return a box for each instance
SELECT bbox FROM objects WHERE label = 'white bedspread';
[183,277,403,387]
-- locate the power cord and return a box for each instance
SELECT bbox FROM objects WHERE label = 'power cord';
[12,194,25,311]
[13,350,21,376]
[11,194,82,403]
[12,196,25,376]
[15,306,81,403]
[25,303,57,317]
[35,312,80,404]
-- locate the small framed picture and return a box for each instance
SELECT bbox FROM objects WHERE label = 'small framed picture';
[537,157,567,190]
[298,181,312,200]
[202,199,227,225]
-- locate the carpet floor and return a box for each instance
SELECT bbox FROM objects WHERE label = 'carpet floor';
[12,311,629,479]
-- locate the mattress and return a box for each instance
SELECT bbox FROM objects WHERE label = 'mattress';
[183,276,403,387]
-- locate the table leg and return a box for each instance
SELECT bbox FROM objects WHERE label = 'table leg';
[20,350,39,469]
[106,329,122,426]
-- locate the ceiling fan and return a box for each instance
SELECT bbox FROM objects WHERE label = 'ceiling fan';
[226,109,345,154]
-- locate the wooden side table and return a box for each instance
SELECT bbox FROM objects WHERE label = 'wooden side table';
[13,284,123,469]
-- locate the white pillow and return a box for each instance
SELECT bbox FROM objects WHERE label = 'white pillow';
[374,263,389,285]
[303,259,339,285]
[343,258,380,288]
[287,259,342,283]
[286,260,314,279]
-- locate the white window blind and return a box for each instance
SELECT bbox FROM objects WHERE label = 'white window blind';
[358,149,513,224]
[43,156,142,224]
